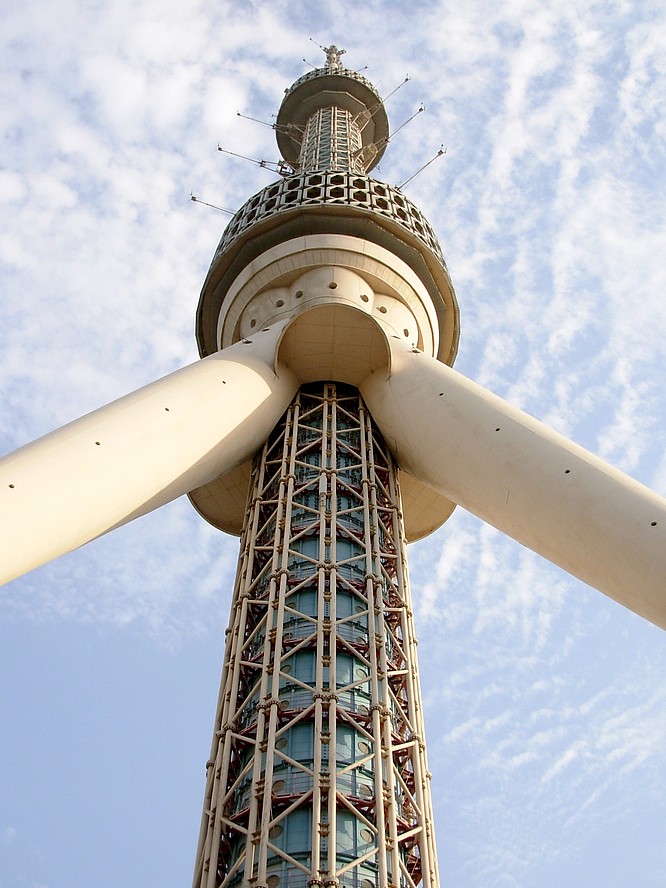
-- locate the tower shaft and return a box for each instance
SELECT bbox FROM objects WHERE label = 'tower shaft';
[194,383,439,888]
[299,106,364,173]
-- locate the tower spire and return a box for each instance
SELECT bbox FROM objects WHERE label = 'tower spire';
[323,43,345,70]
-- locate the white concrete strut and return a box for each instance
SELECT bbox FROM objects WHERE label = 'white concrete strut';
[0,325,298,587]
[2,318,665,631]
[361,338,666,630]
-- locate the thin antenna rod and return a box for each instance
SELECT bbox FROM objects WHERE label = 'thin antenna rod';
[237,111,275,130]
[217,145,287,175]
[217,145,267,165]
[397,146,447,190]
[381,104,424,146]
[383,75,410,104]
[305,37,329,70]
[355,78,408,130]
[237,110,302,139]
[190,195,235,216]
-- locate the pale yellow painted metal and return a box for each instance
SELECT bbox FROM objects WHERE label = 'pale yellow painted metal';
[361,339,666,629]
[0,325,298,586]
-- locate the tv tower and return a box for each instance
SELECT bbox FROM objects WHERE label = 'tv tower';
[1,45,665,888]
[188,44,452,887]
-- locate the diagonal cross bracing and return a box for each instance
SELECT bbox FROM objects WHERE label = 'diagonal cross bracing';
[193,383,439,888]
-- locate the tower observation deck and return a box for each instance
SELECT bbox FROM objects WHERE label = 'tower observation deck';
[191,47,459,888]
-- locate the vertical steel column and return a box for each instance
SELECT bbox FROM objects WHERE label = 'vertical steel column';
[193,383,439,888]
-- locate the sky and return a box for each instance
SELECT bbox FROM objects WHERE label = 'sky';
[1,1,665,887]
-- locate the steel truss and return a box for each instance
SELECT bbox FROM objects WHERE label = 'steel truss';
[193,383,439,888]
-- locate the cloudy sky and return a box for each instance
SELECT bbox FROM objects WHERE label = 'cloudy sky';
[1,1,665,887]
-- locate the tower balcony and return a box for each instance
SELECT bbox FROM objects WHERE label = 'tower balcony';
[195,169,459,369]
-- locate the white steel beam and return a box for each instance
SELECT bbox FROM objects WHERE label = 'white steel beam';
[0,324,298,587]
[361,339,666,630]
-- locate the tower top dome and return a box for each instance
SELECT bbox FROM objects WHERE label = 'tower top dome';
[275,45,389,174]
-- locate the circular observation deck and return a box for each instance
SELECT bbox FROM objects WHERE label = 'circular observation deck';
[195,169,460,367]
[275,66,389,173]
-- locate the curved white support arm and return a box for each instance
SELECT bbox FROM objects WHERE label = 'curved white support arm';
[0,325,298,586]
[361,341,666,629]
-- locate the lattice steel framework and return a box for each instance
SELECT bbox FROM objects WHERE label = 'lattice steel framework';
[299,108,364,173]
[193,383,439,888]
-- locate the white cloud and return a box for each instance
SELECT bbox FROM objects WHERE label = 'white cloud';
[1,2,665,887]
[2,825,17,845]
